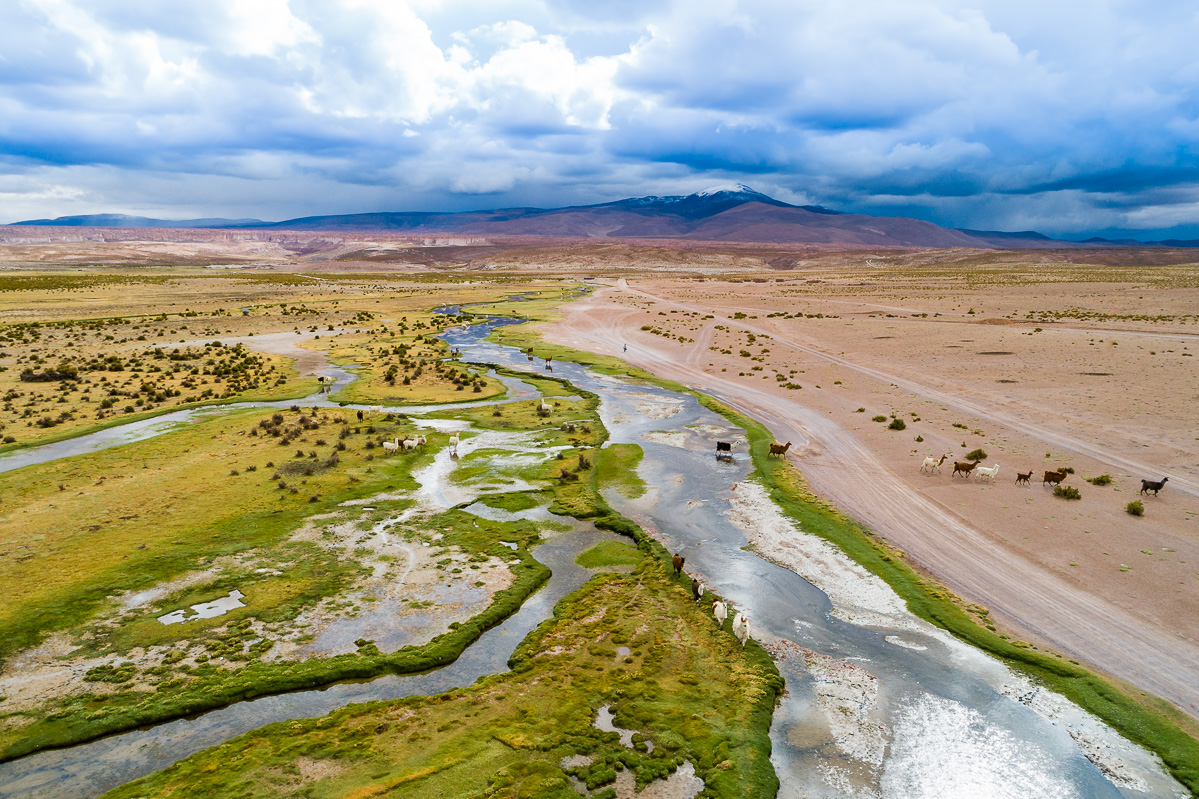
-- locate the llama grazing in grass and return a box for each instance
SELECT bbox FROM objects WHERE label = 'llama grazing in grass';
[953,461,978,478]
[1140,477,1169,496]
[382,437,400,454]
[975,463,1000,482]
[769,441,792,457]
[1015,470,1033,485]
[921,454,948,473]
[733,613,750,648]
[402,437,419,451]
[713,600,727,627]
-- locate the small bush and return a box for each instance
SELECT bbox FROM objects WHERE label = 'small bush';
[1053,485,1081,501]
[1126,500,1144,517]
[965,448,988,462]
[871,415,887,423]
[888,418,907,430]
[1086,474,1112,486]
[855,407,866,413]
[915,435,924,442]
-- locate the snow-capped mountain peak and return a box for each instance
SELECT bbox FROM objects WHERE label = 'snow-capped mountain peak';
[694,183,764,197]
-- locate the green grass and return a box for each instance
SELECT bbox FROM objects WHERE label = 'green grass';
[575,540,642,569]
[3,543,551,763]
[595,444,646,499]
[0,407,432,663]
[103,532,781,799]
[479,492,544,513]
[0,371,320,456]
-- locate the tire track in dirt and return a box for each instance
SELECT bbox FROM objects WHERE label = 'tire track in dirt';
[549,284,1199,718]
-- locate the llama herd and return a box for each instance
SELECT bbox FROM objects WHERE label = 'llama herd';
[920,451,1170,497]
[381,434,426,454]
[674,552,751,648]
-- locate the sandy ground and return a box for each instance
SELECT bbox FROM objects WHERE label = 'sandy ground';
[544,274,1199,719]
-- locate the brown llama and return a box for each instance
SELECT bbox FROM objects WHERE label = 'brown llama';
[953,461,978,478]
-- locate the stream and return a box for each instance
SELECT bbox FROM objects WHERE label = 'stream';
[0,315,1188,798]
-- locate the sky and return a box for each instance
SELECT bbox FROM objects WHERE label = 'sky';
[3,0,1199,238]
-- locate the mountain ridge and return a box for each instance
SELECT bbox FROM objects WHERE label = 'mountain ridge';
[8,188,1195,248]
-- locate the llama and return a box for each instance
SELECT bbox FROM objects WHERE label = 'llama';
[367,405,382,416]
[448,434,460,455]
[1015,471,1032,485]
[538,400,553,417]
[713,600,727,627]
[1043,469,1067,486]
[921,454,948,473]
[733,613,750,648]
[402,438,419,451]
[953,461,978,478]
[672,553,685,576]
[1140,477,1169,496]
[769,441,792,457]
[382,437,400,454]
[692,579,705,602]
[975,463,1000,482]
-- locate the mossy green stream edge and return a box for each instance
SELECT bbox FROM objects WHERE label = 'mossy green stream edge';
[481,305,1199,795]
[0,549,551,764]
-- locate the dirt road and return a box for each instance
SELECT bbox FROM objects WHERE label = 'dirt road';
[546,281,1199,719]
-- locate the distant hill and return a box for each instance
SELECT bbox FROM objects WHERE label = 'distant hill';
[10,213,265,228]
[10,189,1196,248]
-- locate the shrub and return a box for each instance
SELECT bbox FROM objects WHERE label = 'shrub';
[855,407,866,413]
[871,415,887,423]
[888,418,907,430]
[1086,474,1112,486]
[965,448,988,462]
[1126,500,1144,517]
[915,435,924,442]
[1053,485,1081,500]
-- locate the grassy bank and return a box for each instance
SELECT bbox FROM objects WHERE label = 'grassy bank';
[318,310,507,406]
[96,363,782,799]
[0,368,319,456]
[103,547,781,799]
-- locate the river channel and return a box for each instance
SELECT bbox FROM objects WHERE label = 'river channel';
[0,315,1187,798]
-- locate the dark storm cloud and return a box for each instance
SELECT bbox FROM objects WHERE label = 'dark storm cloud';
[2,0,1199,237]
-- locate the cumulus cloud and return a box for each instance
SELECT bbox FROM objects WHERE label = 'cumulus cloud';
[1,0,1198,236]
